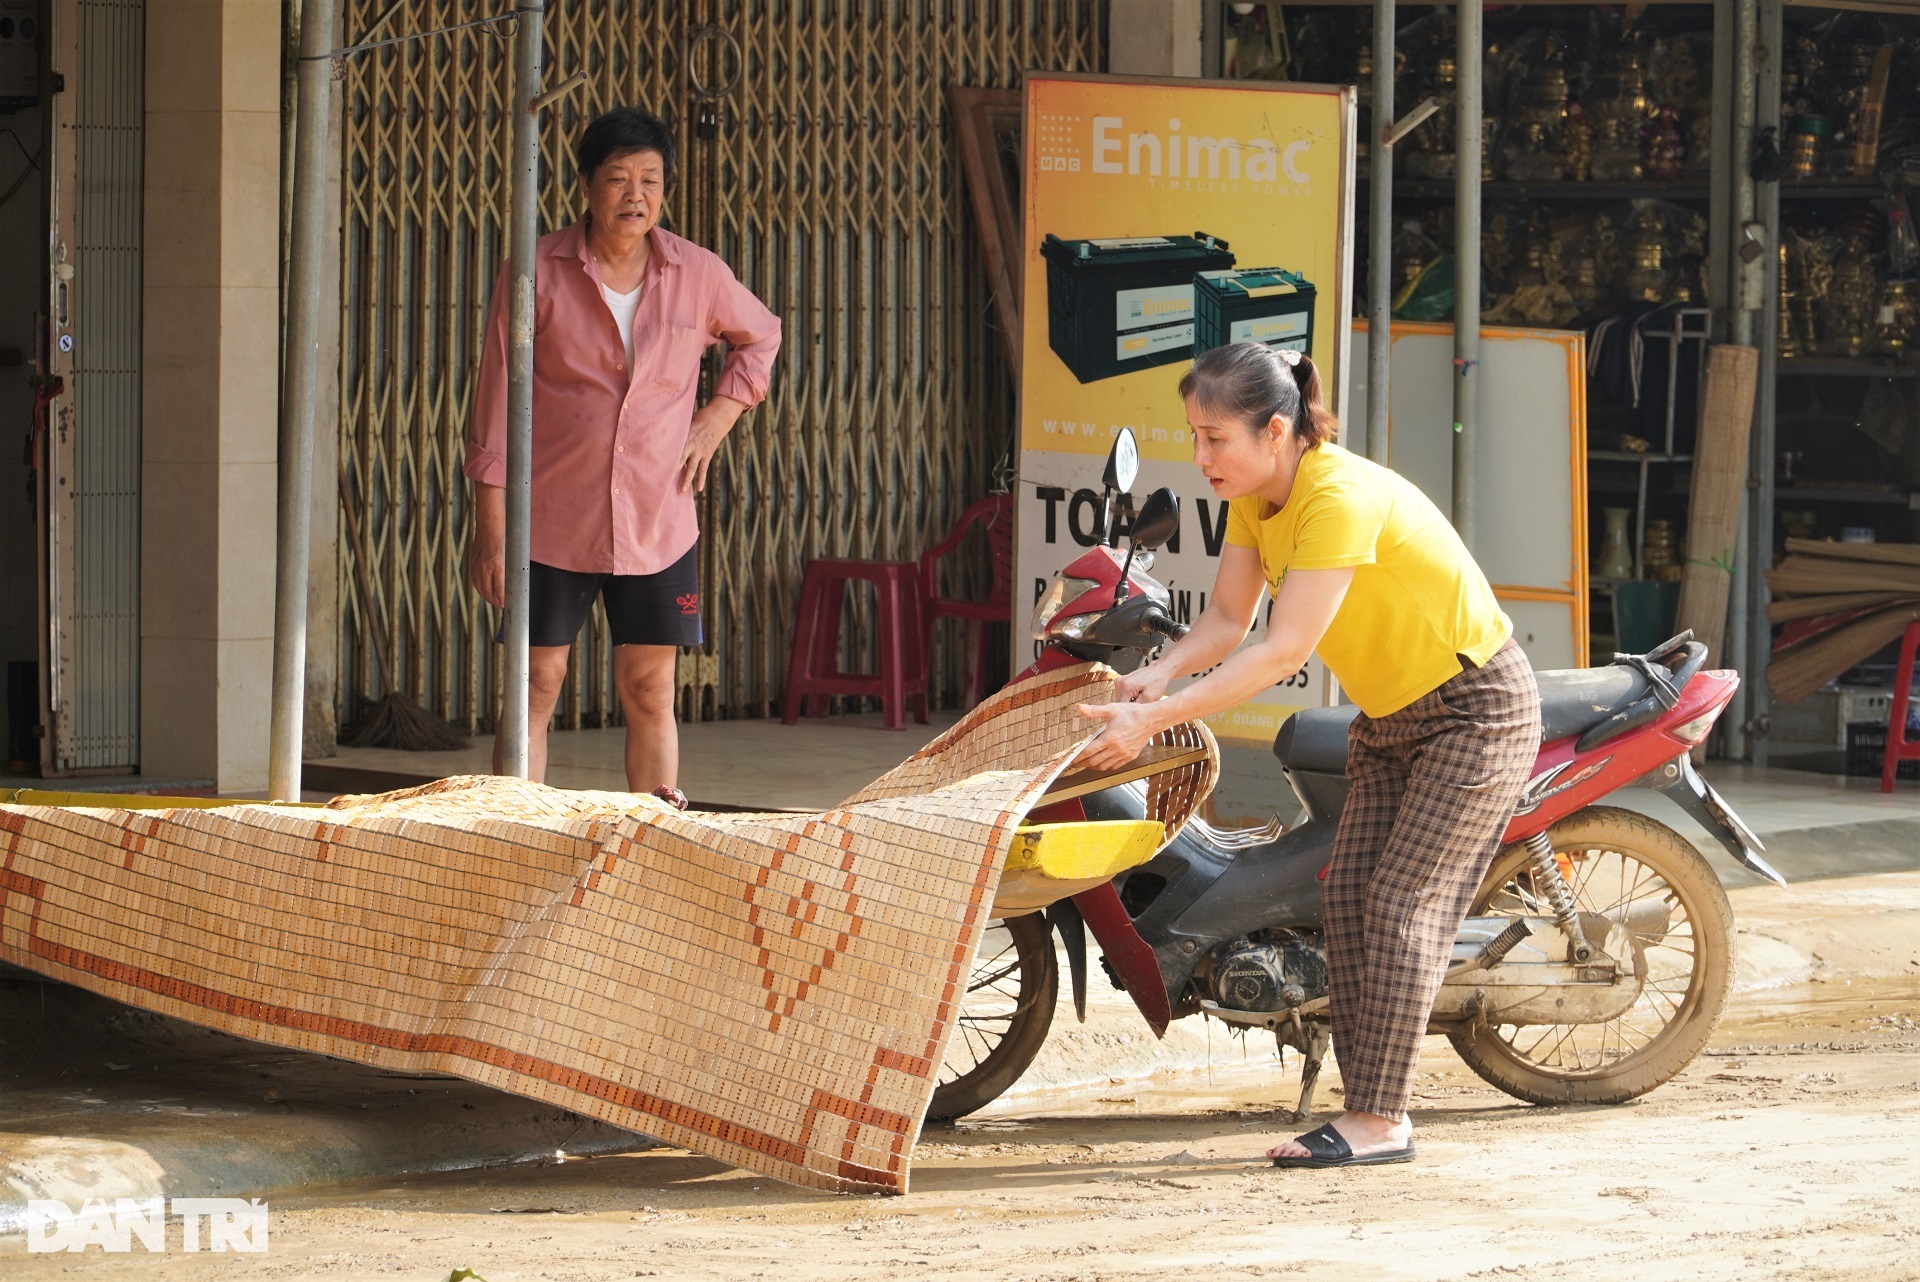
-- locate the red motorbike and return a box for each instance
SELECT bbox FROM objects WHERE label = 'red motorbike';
[930,433,1780,1120]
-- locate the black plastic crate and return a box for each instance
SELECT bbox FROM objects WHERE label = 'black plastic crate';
[1193,267,1316,359]
[1039,232,1234,384]
[1845,720,1920,781]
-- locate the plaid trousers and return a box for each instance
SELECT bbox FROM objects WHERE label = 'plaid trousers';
[1323,640,1541,1120]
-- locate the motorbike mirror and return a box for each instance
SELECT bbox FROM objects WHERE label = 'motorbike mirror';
[1129,487,1180,551]
[1102,429,1139,494]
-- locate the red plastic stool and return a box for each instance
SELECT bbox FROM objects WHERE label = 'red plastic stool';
[1882,621,1920,793]
[782,559,929,731]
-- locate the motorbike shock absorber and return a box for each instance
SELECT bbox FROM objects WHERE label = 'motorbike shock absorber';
[1520,831,1595,964]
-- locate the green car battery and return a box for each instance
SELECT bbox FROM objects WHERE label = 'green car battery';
[1040,232,1235,383]
[1192,267,1316,359]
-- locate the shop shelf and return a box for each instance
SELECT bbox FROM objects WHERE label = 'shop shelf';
[1588,450,1693,463]
[1774,486,1914,506]
[1358,178,1710,201]
[1779,358,1920,379]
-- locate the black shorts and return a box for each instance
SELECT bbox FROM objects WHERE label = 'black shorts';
[517,545,704,648]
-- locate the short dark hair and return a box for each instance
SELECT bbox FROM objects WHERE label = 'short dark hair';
[576,107,677,187]
[1177,343,1340,448]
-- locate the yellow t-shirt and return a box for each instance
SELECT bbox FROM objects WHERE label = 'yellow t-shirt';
[1224,443,1511,718]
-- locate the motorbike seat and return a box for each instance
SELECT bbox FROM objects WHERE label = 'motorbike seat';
[1270,665,1656,775]
[1271,705,1360,773]
[1535,665,1652,742]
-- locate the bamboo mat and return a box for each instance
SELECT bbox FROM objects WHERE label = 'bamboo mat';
[1764,538,1920,705]
[1675,344,1758,666]
[0,664,1211,1194]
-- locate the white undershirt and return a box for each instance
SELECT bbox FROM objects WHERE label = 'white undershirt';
[600,280,643,370]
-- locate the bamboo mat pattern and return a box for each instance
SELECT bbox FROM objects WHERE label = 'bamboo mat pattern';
[0,666,1208,1194]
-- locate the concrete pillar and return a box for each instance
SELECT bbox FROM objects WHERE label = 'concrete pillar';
[1107,0,1204,78]
[140,0,281,790]
[301,75,344,761]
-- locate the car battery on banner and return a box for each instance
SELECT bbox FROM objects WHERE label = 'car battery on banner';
[1040,232,1235,383]
[1193,268,1316,359]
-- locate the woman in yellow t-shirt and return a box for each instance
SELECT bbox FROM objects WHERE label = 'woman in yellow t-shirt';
[1078,342,1542,1170]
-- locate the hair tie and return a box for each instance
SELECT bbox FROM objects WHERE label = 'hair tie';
[1276,348,1302,367]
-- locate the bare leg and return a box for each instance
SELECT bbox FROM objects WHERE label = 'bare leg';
[492,646,571,783]
[615,644,680,794]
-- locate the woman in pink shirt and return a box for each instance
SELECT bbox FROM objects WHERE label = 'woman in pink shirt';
[466,107,781,805]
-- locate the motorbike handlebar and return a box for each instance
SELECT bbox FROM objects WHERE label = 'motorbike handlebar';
[1146,613,1189,641]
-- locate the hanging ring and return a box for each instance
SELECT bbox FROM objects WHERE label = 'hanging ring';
[686,23,743,100]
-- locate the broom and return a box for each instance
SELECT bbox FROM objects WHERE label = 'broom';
[337,479,471,751]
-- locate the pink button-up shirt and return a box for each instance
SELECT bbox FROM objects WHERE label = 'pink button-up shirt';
[465,220,781,575]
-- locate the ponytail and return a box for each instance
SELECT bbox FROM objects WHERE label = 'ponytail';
[1177,342,1341,447]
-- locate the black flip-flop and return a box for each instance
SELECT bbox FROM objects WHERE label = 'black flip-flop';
[1269,1123,1415,1169]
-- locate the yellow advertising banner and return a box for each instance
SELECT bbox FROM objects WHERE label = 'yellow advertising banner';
[1014,73,1356,744]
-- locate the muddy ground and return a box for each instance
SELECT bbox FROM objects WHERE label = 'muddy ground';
[4,973,1915,1282]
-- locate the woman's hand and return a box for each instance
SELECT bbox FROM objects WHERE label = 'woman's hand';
[1073,698,1164,772]
[468,483,506,609]
[1109,659,1174,707]
[468,539,505,610]
[680,396,749,494]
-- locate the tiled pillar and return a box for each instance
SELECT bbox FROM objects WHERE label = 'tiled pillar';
[140,0,280,790]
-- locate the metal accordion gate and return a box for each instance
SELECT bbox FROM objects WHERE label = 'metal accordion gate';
[337,0,1102,734]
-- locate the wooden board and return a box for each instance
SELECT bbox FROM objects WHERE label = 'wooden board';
[1038,742,1213,804]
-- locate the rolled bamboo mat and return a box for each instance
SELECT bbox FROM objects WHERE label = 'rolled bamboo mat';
[1766,590,1917,623]
[1768,602,1920,705]
[1675,345,1759,665]
[1783,536,1920,568]
[1766,556,1920,597]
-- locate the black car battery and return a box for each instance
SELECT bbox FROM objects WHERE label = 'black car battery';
[1039,232,1235,383]
[1192,267,1316,359]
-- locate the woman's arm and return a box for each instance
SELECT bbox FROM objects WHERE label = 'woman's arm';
[681,268,782,493]
[1075,563,1355,770]
[1110,543,1266,705]
[465,262,512,606]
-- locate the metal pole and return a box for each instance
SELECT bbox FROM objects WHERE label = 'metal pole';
[500,0,545,779]
[1725,0,1759,758]
[267,0,339,802]
[1366,0,1394,465]
[1747,0,1783,768]
[1451,0,1480,545]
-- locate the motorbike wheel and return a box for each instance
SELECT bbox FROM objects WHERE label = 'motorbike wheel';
[926,912,1058,1121]
[1448,805,1734,1106]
